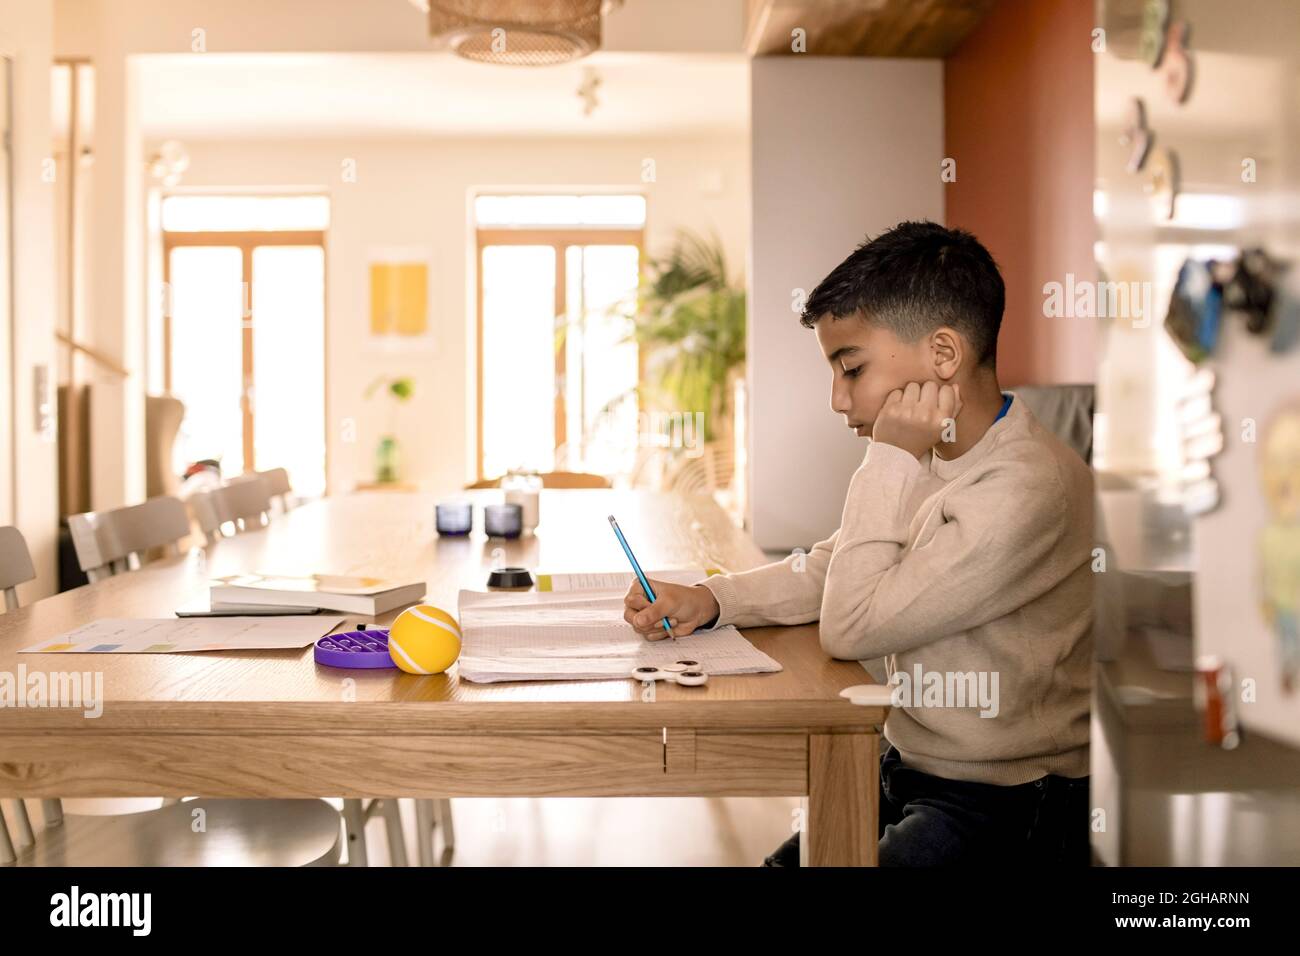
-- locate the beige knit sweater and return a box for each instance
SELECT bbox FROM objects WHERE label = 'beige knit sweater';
[699,397,1093,785]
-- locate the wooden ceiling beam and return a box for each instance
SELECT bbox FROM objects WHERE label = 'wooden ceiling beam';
[746,0,997,58]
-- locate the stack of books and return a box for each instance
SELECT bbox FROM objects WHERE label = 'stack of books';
[207,574,427,616]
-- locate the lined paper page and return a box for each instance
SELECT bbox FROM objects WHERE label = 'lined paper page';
[457,588,781,683]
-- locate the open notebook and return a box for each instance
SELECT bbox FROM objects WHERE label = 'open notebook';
[456,582,782,684]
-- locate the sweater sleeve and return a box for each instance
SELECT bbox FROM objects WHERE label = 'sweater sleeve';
[695,528,839,629]
[694,446,947,630]
[818,440,1071,661]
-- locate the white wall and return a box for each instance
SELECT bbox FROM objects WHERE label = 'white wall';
[748,58,944,551]
[0,0,59,600]
[166,133,750,496]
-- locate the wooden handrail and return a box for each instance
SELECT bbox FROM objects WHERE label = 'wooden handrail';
[55,331,129,378]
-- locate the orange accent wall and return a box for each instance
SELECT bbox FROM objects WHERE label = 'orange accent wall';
[945,0,1096,386]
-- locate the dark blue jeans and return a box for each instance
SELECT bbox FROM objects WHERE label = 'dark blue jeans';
[763,744,1091,866]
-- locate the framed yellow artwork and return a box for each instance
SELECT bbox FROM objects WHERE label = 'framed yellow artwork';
[368,247,435,351]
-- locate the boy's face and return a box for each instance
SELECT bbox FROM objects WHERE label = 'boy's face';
[815,314,936,436]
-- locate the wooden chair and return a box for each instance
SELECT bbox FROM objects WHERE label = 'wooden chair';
[465,471,612,490]
[0,526,36,611]
[190,478,273,545]
[665,442,736,496]
[67,496,192,583]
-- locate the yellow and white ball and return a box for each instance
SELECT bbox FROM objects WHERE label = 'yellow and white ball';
[387,605,461,675]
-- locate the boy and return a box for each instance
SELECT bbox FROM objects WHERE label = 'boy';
[623,221,1093,866]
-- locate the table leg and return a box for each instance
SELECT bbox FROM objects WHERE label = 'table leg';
[808,732,879,866]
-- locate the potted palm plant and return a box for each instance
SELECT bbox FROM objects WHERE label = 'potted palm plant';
[630,230,746,450]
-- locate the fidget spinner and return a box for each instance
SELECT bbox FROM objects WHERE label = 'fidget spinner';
[631,660,708,686]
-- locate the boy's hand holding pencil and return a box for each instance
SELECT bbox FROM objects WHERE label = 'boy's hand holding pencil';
[623,580,721,640]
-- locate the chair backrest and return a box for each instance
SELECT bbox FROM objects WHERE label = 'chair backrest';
[666,443,735,496]
[187,489,222,543]
[145,395,186,498]
[191,478,273,544]
[67,496,191,582]
[251,468,293,510]
[1011,384,1095,464]
[0,526,36,611]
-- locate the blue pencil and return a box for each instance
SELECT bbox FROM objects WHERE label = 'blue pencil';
[608,515,676,642]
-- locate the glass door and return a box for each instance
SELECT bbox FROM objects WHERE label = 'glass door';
[166,245,246,476]
[477,230,642,481]
[164,229,327,497]
[479,244,558,479]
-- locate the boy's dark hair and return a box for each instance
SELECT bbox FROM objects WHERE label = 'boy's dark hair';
[799,220,1004,368]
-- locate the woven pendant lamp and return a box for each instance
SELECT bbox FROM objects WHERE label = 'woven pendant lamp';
[427,0,607,66]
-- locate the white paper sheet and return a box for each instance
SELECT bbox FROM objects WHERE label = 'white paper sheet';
[19,616,346,654]
[456,588,782,683]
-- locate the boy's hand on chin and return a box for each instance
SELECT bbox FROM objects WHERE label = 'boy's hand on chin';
[871,381,963,460]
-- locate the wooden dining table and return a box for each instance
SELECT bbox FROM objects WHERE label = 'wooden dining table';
[0,489,887,866]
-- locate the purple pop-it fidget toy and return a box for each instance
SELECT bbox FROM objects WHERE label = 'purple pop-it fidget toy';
[314,627,397,669]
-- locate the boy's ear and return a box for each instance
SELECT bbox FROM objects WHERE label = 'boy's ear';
[930,327,963,381]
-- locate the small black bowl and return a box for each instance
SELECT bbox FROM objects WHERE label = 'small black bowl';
[487,566,534,590]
